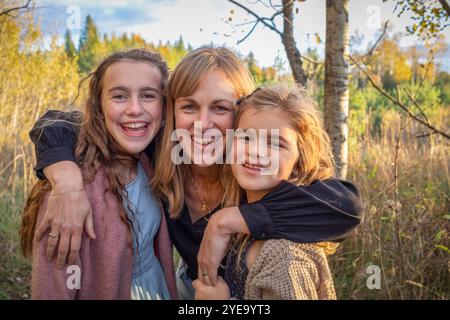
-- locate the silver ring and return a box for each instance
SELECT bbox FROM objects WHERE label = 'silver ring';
[48,233,60,239]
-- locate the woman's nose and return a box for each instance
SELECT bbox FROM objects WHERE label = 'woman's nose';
[198,108,212,130]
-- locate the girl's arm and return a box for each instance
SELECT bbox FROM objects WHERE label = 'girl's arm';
[192,276,231,300]
[198,179,362,286]
[244,240,336,300]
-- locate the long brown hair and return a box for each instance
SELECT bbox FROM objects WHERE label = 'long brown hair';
[20,49,169,258]
[151,46,255,218]
[226,83,338,264]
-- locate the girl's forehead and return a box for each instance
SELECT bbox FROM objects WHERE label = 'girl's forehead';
[237,107,290,128]
[103,61,162,88]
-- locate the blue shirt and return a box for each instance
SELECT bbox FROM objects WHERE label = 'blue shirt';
[123,161,170,300]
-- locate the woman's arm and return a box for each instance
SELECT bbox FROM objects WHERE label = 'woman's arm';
[31,199,81,300]
[29,110,82,179]
[198,179,363,285]
[29,110,95,268]
[239,179,363,242]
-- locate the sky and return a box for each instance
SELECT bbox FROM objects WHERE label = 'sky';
[34,0,450,70]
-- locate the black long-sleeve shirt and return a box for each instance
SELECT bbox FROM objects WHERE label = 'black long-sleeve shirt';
[30,110,363,279]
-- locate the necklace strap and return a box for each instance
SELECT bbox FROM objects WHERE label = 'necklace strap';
[189,171,212,213]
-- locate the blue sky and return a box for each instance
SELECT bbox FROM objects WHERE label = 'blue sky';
[35,0,450,70]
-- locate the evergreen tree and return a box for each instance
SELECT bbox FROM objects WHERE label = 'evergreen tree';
[64,29,76,59]
[78,15,100,73]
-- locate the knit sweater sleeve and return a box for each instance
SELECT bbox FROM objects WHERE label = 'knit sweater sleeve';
[244,239,337,300]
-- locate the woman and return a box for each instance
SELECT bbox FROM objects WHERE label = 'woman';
[29,46,362,299]
[21,49,177,299]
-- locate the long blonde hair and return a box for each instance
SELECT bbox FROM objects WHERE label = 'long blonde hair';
[226,83,338,263]
[151,46,255,218]
[20,49,169,258]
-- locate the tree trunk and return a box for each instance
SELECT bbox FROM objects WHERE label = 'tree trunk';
[282,0,307,87]
[324,0,350,179]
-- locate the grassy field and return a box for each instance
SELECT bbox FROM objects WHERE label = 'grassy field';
[0,109,448,300]
[329,112,450,299]
[0,188,31,299]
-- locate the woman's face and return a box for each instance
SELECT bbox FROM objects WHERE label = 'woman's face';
[174,70,236,167]
[101,61,163,155]
[231,108,299,199]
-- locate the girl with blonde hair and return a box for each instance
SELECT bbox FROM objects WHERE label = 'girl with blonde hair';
[193,83,339,299]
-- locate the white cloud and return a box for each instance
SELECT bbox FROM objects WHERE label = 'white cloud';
[37,0,450,68]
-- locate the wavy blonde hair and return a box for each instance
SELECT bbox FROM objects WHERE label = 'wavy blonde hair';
[226,83,338,264]
[20,49,169,258]
[151,46,255,218]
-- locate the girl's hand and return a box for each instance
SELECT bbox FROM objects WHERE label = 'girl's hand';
[192,276,231,300]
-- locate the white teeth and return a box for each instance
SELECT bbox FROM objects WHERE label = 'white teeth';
[243,162,268,171]
[122,122,147,129]
[193,136,215,145]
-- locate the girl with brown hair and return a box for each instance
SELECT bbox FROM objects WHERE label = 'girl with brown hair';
[21,49,177,299]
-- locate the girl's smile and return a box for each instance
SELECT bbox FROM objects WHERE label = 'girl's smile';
[101,60,163,155]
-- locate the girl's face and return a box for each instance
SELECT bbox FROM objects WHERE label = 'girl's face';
[101,61,163,155]
[174,70,236,167]
[231,108,300,200]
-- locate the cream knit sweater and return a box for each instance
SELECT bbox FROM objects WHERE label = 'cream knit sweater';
[244,239,337,300]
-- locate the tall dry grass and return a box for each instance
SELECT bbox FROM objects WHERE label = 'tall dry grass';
[329,108,450,299]
[0,12,448,299]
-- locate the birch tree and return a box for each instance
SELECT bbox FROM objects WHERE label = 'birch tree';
[324,0,349,178]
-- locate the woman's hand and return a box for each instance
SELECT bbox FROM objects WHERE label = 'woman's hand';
[35,161,96,269]
[197,206,249,286]
[192,276,231,300]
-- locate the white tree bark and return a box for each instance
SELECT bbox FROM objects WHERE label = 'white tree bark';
[324,0,350,179]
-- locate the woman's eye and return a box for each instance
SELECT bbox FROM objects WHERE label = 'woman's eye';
[113,94,127,101]
[142,94,157,100]
[213,105,230,112]
[181,105,196,111]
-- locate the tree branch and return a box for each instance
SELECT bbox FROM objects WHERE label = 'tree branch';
[0,0,31,17]
[302,55,323,65]
[228,0,283,36]
[438,0,450,16]
[228,0,307,86]
[349,55,450,140]
[366,20,390,56]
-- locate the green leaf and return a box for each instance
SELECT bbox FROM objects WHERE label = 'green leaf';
[436,245,449,253]
[435,230,445,242]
